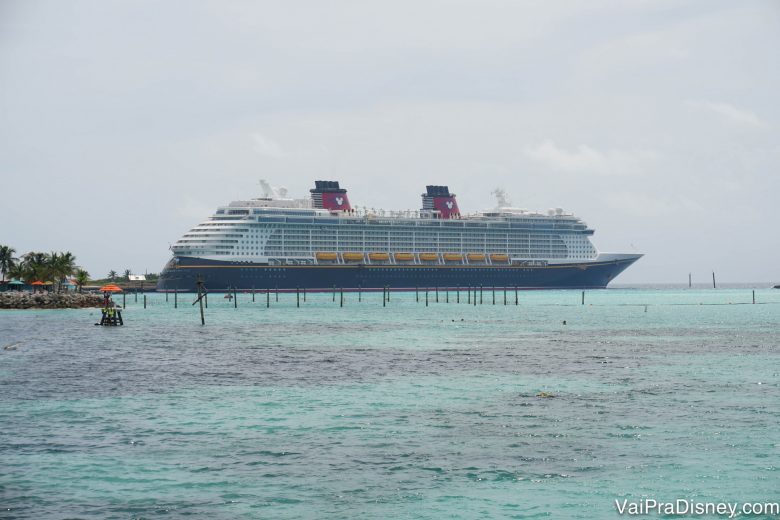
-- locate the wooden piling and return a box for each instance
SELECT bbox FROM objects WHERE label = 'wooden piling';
[234,289,237,308]
[435,286,438,303]
[515,287,518,305]
[688,273,692,288]
[275,287,279,302]
[135,289,138,303]
[503,288,507,306]
[303,287,306,302]
[581,291,585,305]
[123,292,126,308]
[196,277,205,326]
[457,286,460,304]
[712,272,716,289]
[480,286,483,305]
[340,288,343,307]
[174,290,177,309]
[492,287,495,305]
[446,288,449,303]
[358,285,361,302]
[296,287,300,308]
[386,286,390,302]
[416,287,419,302]
[467,287,471,304]
[205,292,208,308]
[473,287,477,306]
[252,287,255,302]
[143,294,146,309]
[266,289,270,308]
[425,288,428,307]
[383,286,386,307]
[166,292,168,302]
[753,290,755,304]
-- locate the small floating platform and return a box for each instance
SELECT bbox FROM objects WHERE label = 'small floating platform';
[97,308,123,326]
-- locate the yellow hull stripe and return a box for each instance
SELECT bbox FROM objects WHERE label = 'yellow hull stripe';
[175,261,623,271]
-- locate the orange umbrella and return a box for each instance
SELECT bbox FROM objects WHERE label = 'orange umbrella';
[99,284,123,292]
[31,281,45,285]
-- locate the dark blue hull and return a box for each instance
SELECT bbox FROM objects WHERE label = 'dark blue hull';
[156,256,640,292]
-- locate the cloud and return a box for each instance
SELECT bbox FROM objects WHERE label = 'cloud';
[251,133,285,158]
[523,140,656,176]
[690,101,769,128]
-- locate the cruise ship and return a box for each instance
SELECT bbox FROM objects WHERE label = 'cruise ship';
[156,181,642,292]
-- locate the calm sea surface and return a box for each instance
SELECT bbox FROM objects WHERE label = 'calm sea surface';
[1,287,778,519]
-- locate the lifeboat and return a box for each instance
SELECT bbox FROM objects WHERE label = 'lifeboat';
[467,253,485,262]
[316,252,337,261]
[342,252,365,262]
[418,253,438,262]
[394,253,414,262]
[443,253,462,262]
[368,252,389,261]
[490,254,509,262]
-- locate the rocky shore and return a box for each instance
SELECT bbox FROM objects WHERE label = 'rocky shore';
[0,291,104,309]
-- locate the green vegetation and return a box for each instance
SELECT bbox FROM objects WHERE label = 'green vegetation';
[1,244,89,293]
[1,244,158,291]
[0,245,17,282]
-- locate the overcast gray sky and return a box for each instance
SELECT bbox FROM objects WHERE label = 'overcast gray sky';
[1,0,778,283]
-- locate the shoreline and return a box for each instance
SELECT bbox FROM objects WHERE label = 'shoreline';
[0,291,104,310]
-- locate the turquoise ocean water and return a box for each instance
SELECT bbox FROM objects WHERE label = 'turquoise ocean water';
[1,287,778,518]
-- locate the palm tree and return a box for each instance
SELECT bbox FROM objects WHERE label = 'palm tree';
[49,251,77,292]
[23,252,50,283]
[108,270,118,281]
[123,269,132,281]
[74,268,90,293]
[0,245,17,282]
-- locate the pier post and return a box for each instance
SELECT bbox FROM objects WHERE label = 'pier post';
[383,286,386,307]
[435,286,438,303]
[581,291,585,305]
[297,287,300,308]
[425,288,428,307]
[275,287,279,302]
[753,290,756,304]
[135,289,138,303]
[333,285,336,302]
[267,289,270,308]
[712,272,716,289]
[303,287,306,302]
[467,287,471,304]
[480,286,483,305]
[446,288,449,303]
[174,290,177,309]
[205,292,208,308]
[515,287,518,306]
[492,287,495,305]
[386,286,390,302]
[358,285,361,302]
[252,287,255,302]
[143,294,146,309]
[473,287,477,307]
[503,288,507,306]
[416,287,419,302]
[688,273,692,288]
[196,278,205,326]
[234,289,237,308]
[340,288,343,307]
[457,286,460,304]
[123,292,126,308]
[166,292,168,302]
